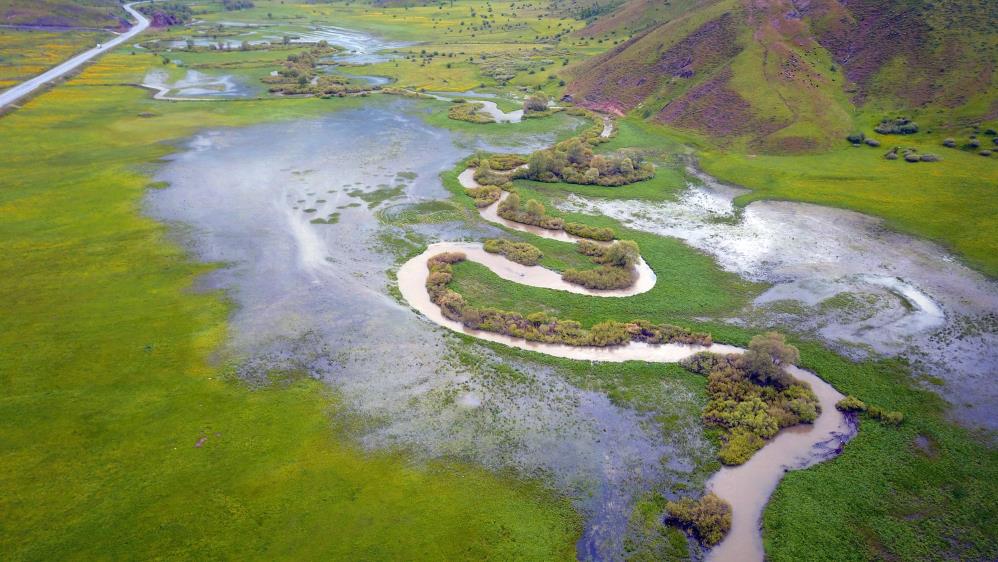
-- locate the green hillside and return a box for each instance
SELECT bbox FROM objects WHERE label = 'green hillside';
[567,0,998,152]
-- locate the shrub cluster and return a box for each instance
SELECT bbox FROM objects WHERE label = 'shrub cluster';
[425,253,711,348]
[491,193,619,242]
[139,3,193,25]
[680,333,820,465]
[448,101,494,124]
[562,265,635,290]
[222,0,254,9]
[518,137,654,186]
[262,44,373,97]
[562,240,641,290]
[523,92,549,113]
[665,493,732,547]
[473,159,514,187]
[875,117,919,135]
[483,239,543,266]
[835,395,904,425]
[475,154,527,171]
[464,185,501,207]
[564,222,614,241]
[497,193,565,229]
[884,146,939,162]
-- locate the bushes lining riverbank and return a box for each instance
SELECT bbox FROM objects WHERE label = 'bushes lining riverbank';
[425,252,711,347]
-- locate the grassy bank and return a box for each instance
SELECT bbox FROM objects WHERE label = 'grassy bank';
[0,51,581,558]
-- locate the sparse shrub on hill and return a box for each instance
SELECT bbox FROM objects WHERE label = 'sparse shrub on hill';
[980,150,993,157]
[846,132,865,144]
[943,138,957,148]
[865,138,881,147]
[665,493,732,547]
[920,153,940,162]
[884,148,899,160]
[875,117,919,135]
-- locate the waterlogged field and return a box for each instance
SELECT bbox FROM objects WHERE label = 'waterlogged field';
[0,53,582,559]
[1,1,996,561]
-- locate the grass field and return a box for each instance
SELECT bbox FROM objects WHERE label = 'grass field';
[0,28,110,92]
[0,51,581,559]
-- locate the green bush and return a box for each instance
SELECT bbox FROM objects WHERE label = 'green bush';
[835,395,867,412]
[497,193,565,230]
[846,132,865,144]
[718,428,767,465]
[920,153,940,162]
[448,102,494,123]
[564,222,614,241]
[521,136,654,186]
[562,265,635,290]
[867,406,905,426]
[464,185,501,207]
[483,239,543,266]
[738,332,799,388]
[875,117,918,135]
[665,493,732,547]
[678,334,819,465]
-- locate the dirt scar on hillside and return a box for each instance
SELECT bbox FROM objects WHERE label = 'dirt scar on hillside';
[143,100,709,561]
[559,167,998,430]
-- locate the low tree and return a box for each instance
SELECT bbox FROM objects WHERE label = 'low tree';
[738,332,799,387]
[666,493,732,546]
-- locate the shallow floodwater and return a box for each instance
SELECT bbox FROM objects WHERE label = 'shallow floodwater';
[560,170,998,430]
[143,69,252,98]
[145,99,706,559]
[289,25,409,64]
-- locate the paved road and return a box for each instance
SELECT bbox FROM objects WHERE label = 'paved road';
[0,2,150,110]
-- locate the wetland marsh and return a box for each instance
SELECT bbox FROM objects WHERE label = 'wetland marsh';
[2,1,995,561]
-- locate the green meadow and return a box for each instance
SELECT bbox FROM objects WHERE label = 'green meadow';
[0,53,580,559]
